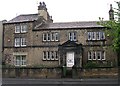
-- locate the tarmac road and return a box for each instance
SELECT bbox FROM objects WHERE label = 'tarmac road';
[2,78,120,86]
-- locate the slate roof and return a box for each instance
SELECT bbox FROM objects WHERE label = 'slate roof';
[34,21,104,30]
[5,13,104,29]
[6,14,38,23]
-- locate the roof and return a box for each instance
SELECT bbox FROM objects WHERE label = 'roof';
[6,14,38,23]
[34,21,104,30]
[4,13,104,29]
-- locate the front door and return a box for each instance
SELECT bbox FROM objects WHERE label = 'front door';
[66,52,74,67]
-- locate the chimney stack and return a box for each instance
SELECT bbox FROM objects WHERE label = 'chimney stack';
[38,2,53,23]
[109,4,114,20]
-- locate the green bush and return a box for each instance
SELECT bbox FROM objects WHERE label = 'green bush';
[84,61,99,68]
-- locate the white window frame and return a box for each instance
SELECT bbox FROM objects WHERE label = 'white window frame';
[69,32,77,41]
[96,32,100,40]
[43,33,47,41]
[21,24,27,33]
[47,33,51,41]
[15,25,20,33]
[51,33,55,41]
[91,32,96,40]
[43,51,47,60]
[15,55,26,66]
[15,38,20,47]
[87,32,92,40]
[21,56,26,66]
[55,32,59,41]
[50,51,54,60]
[47,51,50,60]
[88,51,92,60]
[21,38,26,47]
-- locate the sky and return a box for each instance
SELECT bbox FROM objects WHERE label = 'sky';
[0,0,119,22]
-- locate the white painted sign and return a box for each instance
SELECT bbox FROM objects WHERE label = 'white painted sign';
[66,52,74,67]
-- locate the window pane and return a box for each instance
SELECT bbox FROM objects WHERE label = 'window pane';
[21,56,26,66]
[21,25,27,33]
[97,51,101,60]
[51,33,54,41]
[93,52,96,60]
[51,51,54,60]
[15,56,20,66]
[43,33,47,41]
[15,25,20,33]
[73,32,77,41]
[87,32,92,40]
[43,51,47,60]
[47,33,50,41]
[47,51,50,60]
[21,38,26,46]
[100,32,105,40]
[101,51,105,60]
[55,51,58,60]
[69,32,72,41]
[88,51,92,60]
[15,38,20,47]
[55,33,59,41]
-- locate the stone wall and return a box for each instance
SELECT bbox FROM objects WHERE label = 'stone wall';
[2,67,118,79]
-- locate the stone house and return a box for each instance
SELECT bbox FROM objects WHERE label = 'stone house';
[3,2,117,68]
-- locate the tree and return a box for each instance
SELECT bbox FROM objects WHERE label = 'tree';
[98,2,120,66]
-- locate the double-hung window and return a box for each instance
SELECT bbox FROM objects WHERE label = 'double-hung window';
[43,32,59,42]
[96,51,101,60]
[88,51,92,60]
[87,32,92,40]
[55,32,59,41]
[93,52,96,60]
[15,25,20,33]
[21,25,27,33]
[14,38,27,47]
[43,33,47,41]
[21,38,26,46]
[43,51,58,60]
[68,32,77,41]
[100,32,105,40]
[15,55,26,66]
[15,38,20,47]
[15,24,27,33]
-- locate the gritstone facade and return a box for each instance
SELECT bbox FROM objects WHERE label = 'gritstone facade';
[2,2,117,68]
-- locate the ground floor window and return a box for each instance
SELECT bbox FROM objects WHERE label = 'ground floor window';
[14,55,26,66]
[43,51,58,60]
[88,51,105,61]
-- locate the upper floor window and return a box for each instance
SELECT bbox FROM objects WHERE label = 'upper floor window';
[21,38,27,47]
[15,38,20,47]
[87,31,105,41]
[15,37,27,47]
[43,32,59,42]
[68,32,77,41]
[21,25,27,33]
[15,24,27,33]
[15,25,20,33]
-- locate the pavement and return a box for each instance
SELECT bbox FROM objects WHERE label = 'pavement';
[2,78,120,86]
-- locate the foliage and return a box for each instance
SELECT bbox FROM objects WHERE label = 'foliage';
[84,61,99,68]
[98,2,120,66]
